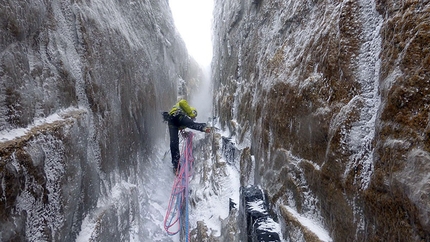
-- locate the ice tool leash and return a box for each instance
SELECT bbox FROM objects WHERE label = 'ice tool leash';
[164,131,194,241]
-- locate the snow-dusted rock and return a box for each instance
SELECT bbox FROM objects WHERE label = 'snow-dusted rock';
[241,185,281,242]
[0,0,198,241]
[212,0,430,241]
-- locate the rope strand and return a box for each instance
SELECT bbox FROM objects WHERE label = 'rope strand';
[164,131,194,240]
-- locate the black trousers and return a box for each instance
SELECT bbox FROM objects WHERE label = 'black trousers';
[168,114,206,168]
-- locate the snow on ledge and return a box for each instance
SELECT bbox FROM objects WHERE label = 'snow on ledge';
[247,200,268,215]
[0,107,87,143]
[282,205,332,242]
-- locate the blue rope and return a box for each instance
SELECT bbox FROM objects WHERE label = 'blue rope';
[184,135,190,242]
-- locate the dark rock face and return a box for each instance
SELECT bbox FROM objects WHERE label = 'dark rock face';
[241,185,281,242]
[0,0,192,241]
[213,0,430,241]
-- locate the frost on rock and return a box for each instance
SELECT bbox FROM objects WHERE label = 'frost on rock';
[212,0,430,241]
[342,0,383,190]
[0,0,190,241]
[240,185,282,242]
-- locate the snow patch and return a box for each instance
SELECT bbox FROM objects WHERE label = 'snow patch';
[248,200,268,215]
[76,180,138,242]
[0,107,86,142]
[284,206,332,242]
[189,159,240,236]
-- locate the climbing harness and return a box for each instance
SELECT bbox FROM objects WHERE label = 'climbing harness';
[164,131,194,241]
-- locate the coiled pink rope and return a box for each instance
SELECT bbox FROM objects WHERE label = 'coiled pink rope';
[164,131,194,240]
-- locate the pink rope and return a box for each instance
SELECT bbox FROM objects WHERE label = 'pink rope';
[164,131,194,238]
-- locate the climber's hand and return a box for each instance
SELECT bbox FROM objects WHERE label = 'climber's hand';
[204,127,212,133]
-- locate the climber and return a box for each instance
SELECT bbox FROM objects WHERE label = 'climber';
[163,99,211,174]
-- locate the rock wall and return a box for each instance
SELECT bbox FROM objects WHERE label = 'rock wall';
[212,0,430,241]
[0,0,194,241]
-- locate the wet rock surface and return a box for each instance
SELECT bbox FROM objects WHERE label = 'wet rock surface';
[213,0,430,241]
[0,0,194,241]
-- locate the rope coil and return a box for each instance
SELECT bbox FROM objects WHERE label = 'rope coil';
[164,131,194,241]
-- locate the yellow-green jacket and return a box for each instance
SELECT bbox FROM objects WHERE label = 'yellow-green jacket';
[169,99,197,119]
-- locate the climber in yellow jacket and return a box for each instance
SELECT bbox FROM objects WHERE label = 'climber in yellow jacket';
[164,99,210,174]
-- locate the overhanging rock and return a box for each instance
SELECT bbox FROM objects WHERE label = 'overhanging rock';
[241,185,281,241]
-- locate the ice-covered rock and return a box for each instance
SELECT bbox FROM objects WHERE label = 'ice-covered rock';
[212,0,430,241]
[0,0,200,241]
[240,185,281,242]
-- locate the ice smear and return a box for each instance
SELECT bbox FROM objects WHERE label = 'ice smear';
[75,180,138,242]
[343,0,383,190]
[75,215,96,242]
[284,206,333,242]
[0,107,85,142]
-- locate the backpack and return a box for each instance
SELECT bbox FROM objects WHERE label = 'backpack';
[162,112,171,122]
